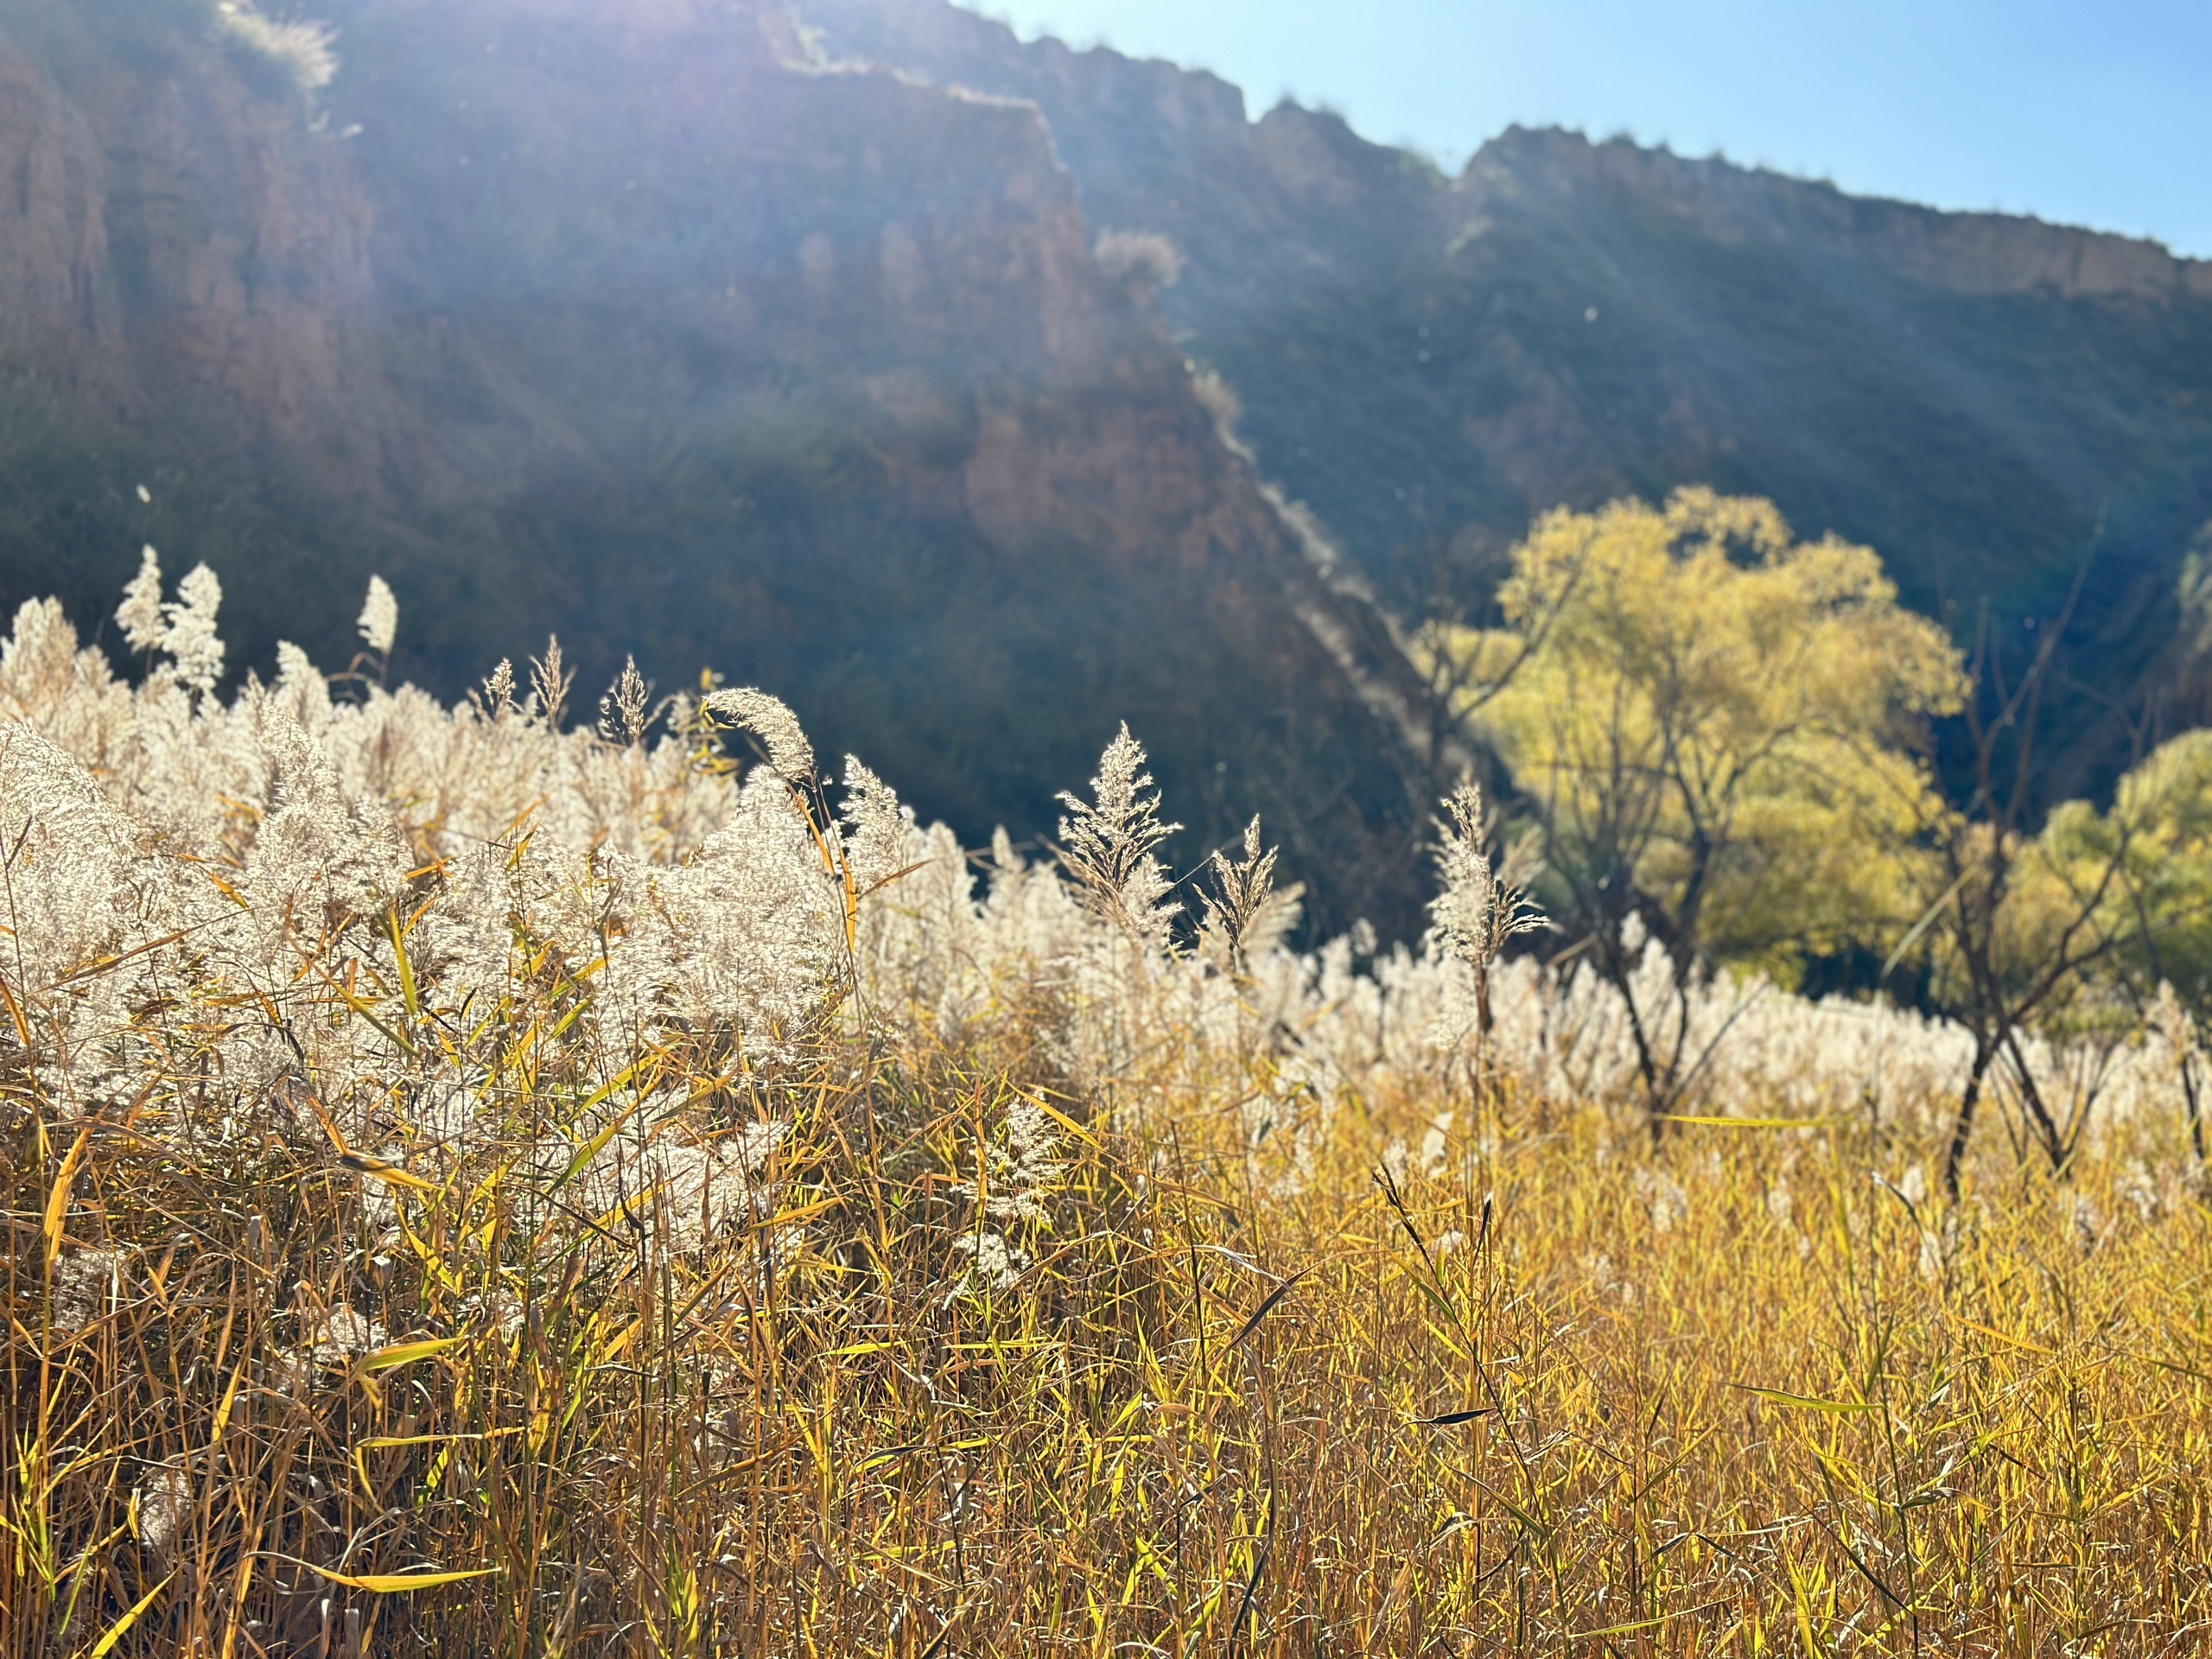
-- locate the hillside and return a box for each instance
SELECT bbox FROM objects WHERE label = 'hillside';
[4,0,2212,931]
[809,0,2212,790]
[0,0,1435,934]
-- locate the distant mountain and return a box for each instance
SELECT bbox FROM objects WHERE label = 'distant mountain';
[3,0,2210,938]
[808,0,2212,791]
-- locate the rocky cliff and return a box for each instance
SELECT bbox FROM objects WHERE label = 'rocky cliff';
[7,0,2212,927]
[1452,128,2212,305]
[806,0,2212,797]
[0,0,1439,932]
[0,1,410,485]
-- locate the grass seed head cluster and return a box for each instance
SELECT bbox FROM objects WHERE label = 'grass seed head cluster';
[3,575,2210,1655]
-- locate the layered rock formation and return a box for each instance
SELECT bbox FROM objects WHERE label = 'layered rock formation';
[810,0,2212,794]
[6,0,2212,932]
[0,0,1438,931]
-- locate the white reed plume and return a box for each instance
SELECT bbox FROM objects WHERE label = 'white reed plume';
[839,755,914,893]
[597,655,649,747]
[117,546,165,654]
[1056,723,1181,950]
[1200,815,1281,977]
[528,636,573,727]
[162,563,226,694]
[480,658,517,721]
[357,575,397,658]
[1431,781,1544,976]
[703,687,817,781]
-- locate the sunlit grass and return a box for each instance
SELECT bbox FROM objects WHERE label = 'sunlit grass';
[14,1001,2211,1655]
[7,575,2210,1654]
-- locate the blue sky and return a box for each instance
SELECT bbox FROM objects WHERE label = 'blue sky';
[981,0,2212,257]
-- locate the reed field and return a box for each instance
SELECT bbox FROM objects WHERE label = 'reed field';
[5,567,2212,1655]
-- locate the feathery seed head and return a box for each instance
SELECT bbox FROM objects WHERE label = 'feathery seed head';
[840,755,912,892]
[1,599,78,700]
[162,563,226,694]
[270,641,333,731]
[357,575,397,657]
[702,687,816,782]
[117,546,165,654]
[1432,781,1544,972]
[480,658,517,721]
[1056,723,1181,950]
[1201,815,1282,976]
[529,636,573,727]
[598,655,651,747]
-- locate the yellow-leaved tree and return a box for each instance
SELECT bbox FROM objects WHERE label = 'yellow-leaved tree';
[1424,488,1965,1122]
[2093,730,2212,1160]
[1937,726,2212,1186]
[2096,734,2212,1159]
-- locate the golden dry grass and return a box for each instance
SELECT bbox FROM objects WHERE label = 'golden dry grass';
[10,983,2212,1659]
[12,505,2212,1657]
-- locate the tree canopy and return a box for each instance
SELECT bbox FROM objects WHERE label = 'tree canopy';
[1425,489,1966,1109]
[1435,489,1964,982]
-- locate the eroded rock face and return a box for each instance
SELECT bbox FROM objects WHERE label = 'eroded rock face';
[0,10,408,491]
[1452,127,2212,304]
[806,0,2212,804]
[0,43,124,398]
[0,0,1435,935]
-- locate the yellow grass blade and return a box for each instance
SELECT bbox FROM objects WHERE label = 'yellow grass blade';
[548,1096,649,1197]
[385,904,420,1018]
[353,1428,520,1491]
[339,1152,440,1193]
[1736,1385,1877,1414]
[54,926,200,986]
[212,1357,248,1440]
[1951,1316,2056,1357]
[1580,1599,1732,1639]
[359,1335,470,1374]
[44,1126,89,1268]
[297,1562,503,1592]
[88,1572,173,1657]
[1025,1095,1102,1150]
[0,972,33,1058]
[1662,1115,1850,1130]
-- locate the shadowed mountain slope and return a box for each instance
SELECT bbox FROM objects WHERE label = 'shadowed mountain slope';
[807,0,2212,791]
[0,0,1435,933]
[5,0,2212,936]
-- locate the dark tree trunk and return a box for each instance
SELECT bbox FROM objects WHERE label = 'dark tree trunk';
[2183,1048,2207,1166]
[1944,1039,1997,1201]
